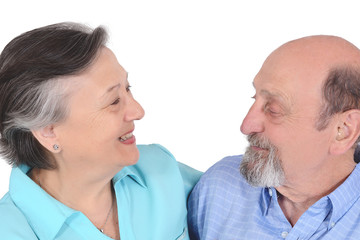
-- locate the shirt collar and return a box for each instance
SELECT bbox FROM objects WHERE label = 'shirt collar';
[113,164,147,188]
[261,187,270,215]
[261,187,279,216]
[260,164,360,226]
[9,164,146,239]
[327,163,360,226]
[9,165,77,240]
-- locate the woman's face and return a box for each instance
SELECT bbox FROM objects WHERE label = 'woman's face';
[54,47,145,170]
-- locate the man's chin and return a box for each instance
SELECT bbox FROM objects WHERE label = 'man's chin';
[240,155,285,188]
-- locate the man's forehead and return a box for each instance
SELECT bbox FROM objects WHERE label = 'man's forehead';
[255,47,329,95]
[254,85,288,103]
[252,65,322,111]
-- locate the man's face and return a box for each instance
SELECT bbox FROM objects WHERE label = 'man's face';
[240,43,336,187]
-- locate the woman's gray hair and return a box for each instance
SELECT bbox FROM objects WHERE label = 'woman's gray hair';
[0,22,108,169]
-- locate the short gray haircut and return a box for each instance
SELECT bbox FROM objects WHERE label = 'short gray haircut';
[0,22,108,169]
[317,66,360,133]
[317,66,360,162]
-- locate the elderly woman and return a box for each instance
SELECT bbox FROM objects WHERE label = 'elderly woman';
[0,23,201,240]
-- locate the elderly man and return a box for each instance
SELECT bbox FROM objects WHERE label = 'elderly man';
[188,36,360,240]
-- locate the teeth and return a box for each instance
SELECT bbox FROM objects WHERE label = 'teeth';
[119,132,133,141]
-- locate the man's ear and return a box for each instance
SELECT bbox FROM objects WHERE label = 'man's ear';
[330,110,360,155]
[31,125,61,153]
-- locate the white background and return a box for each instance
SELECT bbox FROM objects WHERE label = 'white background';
[0,0,359,197]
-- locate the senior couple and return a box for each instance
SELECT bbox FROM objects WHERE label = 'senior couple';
[1,23,360,240]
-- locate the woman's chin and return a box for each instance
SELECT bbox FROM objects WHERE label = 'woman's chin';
[116,147,140,167]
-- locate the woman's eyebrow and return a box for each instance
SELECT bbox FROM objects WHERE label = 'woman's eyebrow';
[101,72,128,98]
[100,83,121,99]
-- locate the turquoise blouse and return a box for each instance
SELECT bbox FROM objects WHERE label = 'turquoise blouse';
[0,144,202,240]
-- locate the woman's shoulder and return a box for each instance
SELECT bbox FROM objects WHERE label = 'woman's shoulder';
[0,193,38,239]
[137,144,201,174]
[0,193,25,223]
[136,144,184,172]
[137,144,177,163]
[134,144,202,194]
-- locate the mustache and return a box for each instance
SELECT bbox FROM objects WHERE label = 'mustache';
[247,133,273,150]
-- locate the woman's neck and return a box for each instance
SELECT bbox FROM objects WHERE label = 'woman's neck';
[34,167,112,209]
[30,167,120,239]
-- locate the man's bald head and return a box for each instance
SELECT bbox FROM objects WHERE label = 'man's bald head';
[264,35,360,131]
[279,35,360,65]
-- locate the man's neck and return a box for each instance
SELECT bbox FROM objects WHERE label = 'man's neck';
[276,191,322,226]
[275,158,356,226]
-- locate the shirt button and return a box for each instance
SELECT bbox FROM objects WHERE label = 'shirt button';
[281,231,288,238]
[331,222,336,228]
[268,188,273,197]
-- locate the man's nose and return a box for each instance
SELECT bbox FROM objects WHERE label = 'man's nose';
[240,103,265,135]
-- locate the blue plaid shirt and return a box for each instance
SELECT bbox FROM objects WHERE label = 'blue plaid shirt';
[188,155,360,240]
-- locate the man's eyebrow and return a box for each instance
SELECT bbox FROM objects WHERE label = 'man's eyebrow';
[260,89,285,101]
[260,89,279,98]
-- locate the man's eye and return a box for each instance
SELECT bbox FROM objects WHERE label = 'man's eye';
[111,98,120,105]
[268,109,280,116]
[264,103,281,117]
[126,85,132,92]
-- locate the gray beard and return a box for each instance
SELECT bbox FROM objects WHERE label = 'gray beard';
[240,134,285,187]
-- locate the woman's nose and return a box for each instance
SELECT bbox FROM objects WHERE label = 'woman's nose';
[124,97,145,122]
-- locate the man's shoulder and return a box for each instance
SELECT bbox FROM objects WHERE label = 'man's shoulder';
[0,193,37,239]
[187,156,262,240]
[206,155,242,174]
[200,155,245,185]
[192,155,258,197]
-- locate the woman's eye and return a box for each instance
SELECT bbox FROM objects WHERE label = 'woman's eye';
[111,98,120,105]
[126,85,132,92]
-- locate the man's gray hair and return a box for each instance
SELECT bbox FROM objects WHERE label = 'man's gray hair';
[317,66,360,131]
[317,66,360,162]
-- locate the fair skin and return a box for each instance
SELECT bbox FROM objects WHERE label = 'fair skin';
[240,36,360,226]
[31,47,145,239]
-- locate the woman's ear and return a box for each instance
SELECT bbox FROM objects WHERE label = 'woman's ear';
[330,110,360,155]
[31,125,61,153]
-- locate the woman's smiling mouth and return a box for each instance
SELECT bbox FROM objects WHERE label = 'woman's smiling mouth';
[119,132,133,141]
[119,131,136,144]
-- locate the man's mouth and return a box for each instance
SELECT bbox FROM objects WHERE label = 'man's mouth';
[119,132,134,142]
[251,145,268,151]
